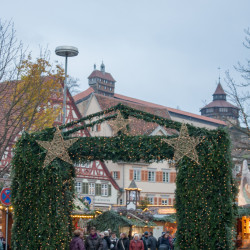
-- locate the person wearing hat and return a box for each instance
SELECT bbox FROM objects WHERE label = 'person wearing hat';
[142,232,149,250]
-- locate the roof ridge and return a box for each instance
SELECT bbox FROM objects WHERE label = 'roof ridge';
[115,93,226,125]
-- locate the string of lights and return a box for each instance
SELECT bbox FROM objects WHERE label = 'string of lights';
[11,104,236,249]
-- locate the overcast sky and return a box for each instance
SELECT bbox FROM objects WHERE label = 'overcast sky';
[1,0,250,115]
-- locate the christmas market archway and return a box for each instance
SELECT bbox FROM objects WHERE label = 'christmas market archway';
[11,103,236,249]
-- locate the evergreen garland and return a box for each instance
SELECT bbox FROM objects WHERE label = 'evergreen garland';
[11,104,236,249]
[11,133,75,249]
[88,210,132,235]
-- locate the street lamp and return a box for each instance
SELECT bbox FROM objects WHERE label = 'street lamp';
[55,46,79,125]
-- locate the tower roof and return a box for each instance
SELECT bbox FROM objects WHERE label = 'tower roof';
[88,70,116,82]
[128,180,138,189]
[213,83,226,96]
[125,180,141,191]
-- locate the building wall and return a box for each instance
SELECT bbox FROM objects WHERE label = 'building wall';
[77,95,176,206]
[170,114,221,130]
[107,160,176,205]
[75,178,118,207]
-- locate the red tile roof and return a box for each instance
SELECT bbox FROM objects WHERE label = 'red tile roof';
[94,94,175,136]
[88,70,116,82]
[213,83,226,95]
[73,87,226,126]
[114,93,226,126]
[73,87,94,102]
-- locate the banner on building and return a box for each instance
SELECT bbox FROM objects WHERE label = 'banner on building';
[238,160,250,206]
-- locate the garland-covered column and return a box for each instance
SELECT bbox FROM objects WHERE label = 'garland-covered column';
[11,132,75,249]
[175,129,237,249]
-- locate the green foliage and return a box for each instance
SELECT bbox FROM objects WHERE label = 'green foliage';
[11,103,236,249]
[87,210,155,235]
[154,214,176,223]
[175,130,237,249]
[237,206,250,217]
[11,132,75,249]
[138,197,151,210]
[88,210,132,235]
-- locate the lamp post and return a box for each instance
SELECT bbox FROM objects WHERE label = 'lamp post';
[55,46,79,125]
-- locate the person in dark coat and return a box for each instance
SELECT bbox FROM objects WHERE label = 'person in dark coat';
[140,234,147,250]
[142,232,149,250]
[85,227,103,250]
[157,232,165,248]
[110,232,119,250]
[129,234,144,250]
[117,233,130,250]
[70,229,85,250]
[159,232,172,250]
[148,232,157,250]
[104,231,111,249]
[100,232,109,250]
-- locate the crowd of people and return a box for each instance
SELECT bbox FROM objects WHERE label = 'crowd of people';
[70,227,176,250]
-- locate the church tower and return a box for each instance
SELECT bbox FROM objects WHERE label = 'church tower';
[200,81,239,125]
[88,62,116,97]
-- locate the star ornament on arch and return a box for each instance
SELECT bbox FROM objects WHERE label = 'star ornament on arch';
[162,123,201,164]
[109,110,131,136]
[36,126,79,167]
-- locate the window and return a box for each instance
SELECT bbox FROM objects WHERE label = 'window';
[82,183,88,194]
[99,84,101,88]
[163,172,169,183]
[104,86,107,90]
[101,184,108,196]
[133,170,141,181]
[206,108,214,113]
[75,182,82,193]
[119,199,123,205]
[219,107,228,112]
[96,124,101,132]
[89,183,95,195]
[162,199,168,205]
[148,171,155,182]
[95,184,101,196]
[148,197,154,204]
[110,87,112,91]
[113,171,119,180]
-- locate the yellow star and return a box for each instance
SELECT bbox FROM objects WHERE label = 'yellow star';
[36,127,78,167]
[109,111,131,136]
[162,123,201,164]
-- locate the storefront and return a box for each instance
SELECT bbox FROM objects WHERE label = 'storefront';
[237,216,250,248]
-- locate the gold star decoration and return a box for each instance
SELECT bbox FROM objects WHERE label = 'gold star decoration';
[109,111,131,136]
[162,123,201,164]
[36,127,78,167]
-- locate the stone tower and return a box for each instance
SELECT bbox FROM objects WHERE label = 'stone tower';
[200,82,239,125]
[88,63,116,97]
